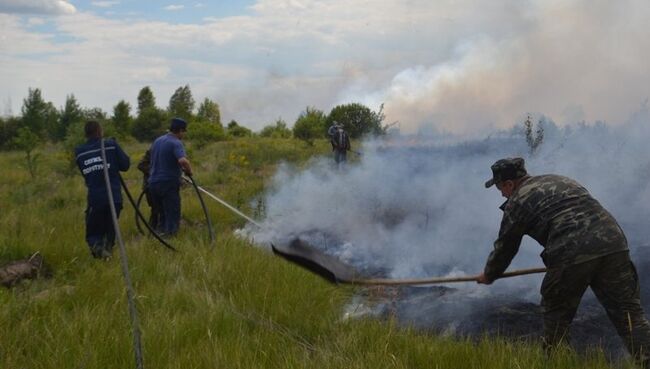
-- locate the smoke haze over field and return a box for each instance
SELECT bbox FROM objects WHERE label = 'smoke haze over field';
[243,110,650,357]
[1,0,649,132]
[246,109,650,299]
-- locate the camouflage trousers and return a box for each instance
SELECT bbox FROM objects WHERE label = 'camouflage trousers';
[541,251,650,365]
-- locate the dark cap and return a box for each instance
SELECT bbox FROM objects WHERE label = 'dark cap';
[484,157,527,188]
[170,117,187,131]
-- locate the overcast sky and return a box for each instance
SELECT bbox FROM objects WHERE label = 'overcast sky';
[1,0,649,132]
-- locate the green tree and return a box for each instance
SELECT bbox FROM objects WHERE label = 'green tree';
[168,85,195,122]
[524,114,544,155]
[188,121,226,149]
[226,120,253,138]
[21,88,58,139]
[12,127,41,178]
[137,86,156,115]
[112,100,132,138]
[51,94,83,142]
[0,116,21,150]
[197,98,221,126]
[82,107,107,122]
[293,106,327,145]
[132,107,167,142]
[260,118,292,138]
[327,102,385,139]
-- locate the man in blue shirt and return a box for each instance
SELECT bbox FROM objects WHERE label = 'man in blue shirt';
[75,121,130,259]
[148,118,193,236]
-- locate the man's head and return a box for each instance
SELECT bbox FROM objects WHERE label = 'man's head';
[170,118,188,136]
[84,120,102,139]
[484,157,528,198]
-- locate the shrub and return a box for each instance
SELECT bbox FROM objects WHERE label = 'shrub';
[188,120,226,149]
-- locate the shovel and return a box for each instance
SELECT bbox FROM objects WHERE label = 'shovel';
[272,238,546,286]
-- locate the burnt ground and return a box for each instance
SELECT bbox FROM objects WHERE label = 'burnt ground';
[352,246,650,361]
[280,231,650,360]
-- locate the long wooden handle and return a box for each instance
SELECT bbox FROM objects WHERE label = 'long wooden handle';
[343,267,547,286]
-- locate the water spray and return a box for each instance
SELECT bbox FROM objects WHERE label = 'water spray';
[182,176,263,228]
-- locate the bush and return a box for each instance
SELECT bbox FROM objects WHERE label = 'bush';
[227,120,253,138]
[188,120,226,149]
[259,119,292,138]
[131,108,167,142]
[0,117,21,150]
[293,107,326,145]
[327,102,385,139]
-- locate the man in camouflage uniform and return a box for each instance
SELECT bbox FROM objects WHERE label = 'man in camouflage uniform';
[477,157,650,365]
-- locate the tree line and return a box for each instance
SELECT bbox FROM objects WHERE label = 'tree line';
[0,85,388,152]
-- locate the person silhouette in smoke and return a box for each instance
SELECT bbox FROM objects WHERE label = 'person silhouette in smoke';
[328,121,351,168]
[477,157,650,367]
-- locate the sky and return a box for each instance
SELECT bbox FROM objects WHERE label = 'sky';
[1,0,649,132]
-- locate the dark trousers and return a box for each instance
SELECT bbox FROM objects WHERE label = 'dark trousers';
[334,149,347,164]
[144,187,162,231]
[541,251,650,365]
[85,203,122,258]
[148,180,181,235]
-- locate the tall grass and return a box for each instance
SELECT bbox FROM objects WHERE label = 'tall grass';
[0,138,632,368]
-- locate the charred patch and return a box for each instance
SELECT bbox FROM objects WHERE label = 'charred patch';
[0,252,52,288]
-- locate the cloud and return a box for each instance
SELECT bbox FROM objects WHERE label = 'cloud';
[362,1,650,133]
[27,16,46,25]
[91,1,119,8]
[164,4,185,11]
[0,0,76,15]
[1,0,649,132]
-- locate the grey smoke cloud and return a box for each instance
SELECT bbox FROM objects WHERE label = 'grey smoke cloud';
[245,107,650,299]
[360,0,650,134]
[1,0,648,133]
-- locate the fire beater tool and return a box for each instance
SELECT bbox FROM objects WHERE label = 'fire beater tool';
[272,238,546,286]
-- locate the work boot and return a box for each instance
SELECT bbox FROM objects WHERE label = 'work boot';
[100,248,112,261]
[90,245,103,259]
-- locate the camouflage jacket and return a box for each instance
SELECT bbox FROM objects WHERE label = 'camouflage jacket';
[484,174,628,280]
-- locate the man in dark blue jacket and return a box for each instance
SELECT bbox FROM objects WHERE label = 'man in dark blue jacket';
[148,118,193,236]
[75,121,130,259]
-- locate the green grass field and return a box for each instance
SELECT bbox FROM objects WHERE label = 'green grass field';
[0,138,631,368]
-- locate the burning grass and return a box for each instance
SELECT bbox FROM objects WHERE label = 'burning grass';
[0,138,635,368]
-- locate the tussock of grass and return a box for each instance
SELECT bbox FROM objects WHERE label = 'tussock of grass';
[0,139,630,368]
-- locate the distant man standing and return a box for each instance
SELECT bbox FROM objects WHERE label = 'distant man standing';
[148,118,193,236]
[75,121,130,259]
[477,157,650,366]
[328,122,351,166]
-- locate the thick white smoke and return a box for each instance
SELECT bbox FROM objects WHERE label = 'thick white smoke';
[245,106,650,301]
[357,1,650,134]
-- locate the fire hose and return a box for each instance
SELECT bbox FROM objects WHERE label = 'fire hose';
[181,176,263,229]
[186,174,216,245]
[100,138,144,369]
[119,175,177,252]
[131,176,215,247]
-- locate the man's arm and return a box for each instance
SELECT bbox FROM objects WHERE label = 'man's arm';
[113,140,130,172]
[479,208,527,284]
[178,157,192,176]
